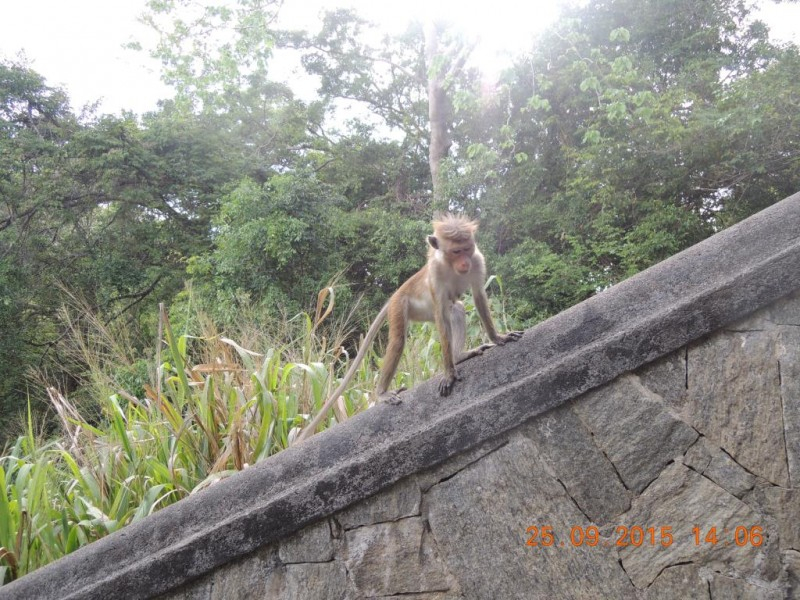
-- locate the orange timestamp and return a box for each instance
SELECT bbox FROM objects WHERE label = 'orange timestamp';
[525,525,765,548]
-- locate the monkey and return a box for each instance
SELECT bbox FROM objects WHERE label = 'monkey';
[295,214,522,443]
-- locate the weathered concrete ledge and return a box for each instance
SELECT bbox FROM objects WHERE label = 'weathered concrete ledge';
[2,192,799,600]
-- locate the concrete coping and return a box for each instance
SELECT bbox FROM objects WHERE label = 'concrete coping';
[2,192,800,600]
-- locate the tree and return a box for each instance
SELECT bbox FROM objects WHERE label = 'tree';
[0,60,79,424]
[285,10,480,210]
[423,21,473,209]
[440,0,797,321]
[0,60,242,434]
[136,0,283,114]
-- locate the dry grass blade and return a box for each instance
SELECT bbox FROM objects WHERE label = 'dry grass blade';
[46,388,87,460]
[334,394,349,423]
[192,364,243,373]
[219,338,263,358]
[0,547,18,580]
[313,286,335,332]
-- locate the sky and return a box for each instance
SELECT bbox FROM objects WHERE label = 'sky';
[1,0,799,116]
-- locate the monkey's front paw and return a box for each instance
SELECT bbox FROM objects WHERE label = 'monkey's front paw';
[498,330,524,344]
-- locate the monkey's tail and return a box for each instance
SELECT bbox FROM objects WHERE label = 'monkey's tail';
[295,302,390,443]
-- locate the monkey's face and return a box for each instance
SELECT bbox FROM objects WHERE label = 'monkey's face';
[448,243,475,275]
[427,233,476,276]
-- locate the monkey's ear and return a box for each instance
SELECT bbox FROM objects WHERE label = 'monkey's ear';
[427,235,439,249]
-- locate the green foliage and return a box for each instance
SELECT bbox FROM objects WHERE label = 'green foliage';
[138,0,283,113]
[184,168,434,321]
[0,286,519,582]
[446,0,796,322]
[0,302,353,583]
[293,11,430,143]
[203,172,342,311]
[0,76,232,433]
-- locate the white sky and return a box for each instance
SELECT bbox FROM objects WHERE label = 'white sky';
[1,0,798,116]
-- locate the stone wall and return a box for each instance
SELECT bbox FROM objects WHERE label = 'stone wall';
[2,193,799,600]
[162,291,800,600]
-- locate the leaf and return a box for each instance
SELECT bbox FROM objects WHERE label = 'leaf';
[610,27,631,43]
[526,95,551,111]
[580,76,600,92]
[606,101,628,122]
[582,129,602,145]
[132,484,169,521]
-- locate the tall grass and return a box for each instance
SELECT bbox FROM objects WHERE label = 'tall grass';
[0,281,514,585]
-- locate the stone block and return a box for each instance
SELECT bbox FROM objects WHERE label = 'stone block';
[642,564,708,600]
[337,477,421,530]
[786,550,800,599]
[264,562,349,600]
[687,330,788,486]
[746,484,800,552]
[210,547,274,600]
[709,574,783,600]
[416,436,507,493]
[616,463,778,588]
[522,404,630,524]
[426,435,636,599]
[344,518,454,597]
[572,375,698,493]
[279,519,335,564]
[778,327,800,487]
[683,437,756,498]
[637,347,688,411]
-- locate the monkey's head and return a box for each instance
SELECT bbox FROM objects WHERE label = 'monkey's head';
[429,213,478,275]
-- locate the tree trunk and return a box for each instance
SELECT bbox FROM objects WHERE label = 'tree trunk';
[424,21,452,212]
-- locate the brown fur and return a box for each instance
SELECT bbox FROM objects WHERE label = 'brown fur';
[432,213,478,243]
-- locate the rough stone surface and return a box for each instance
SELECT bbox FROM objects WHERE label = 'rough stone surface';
[344,518,455,597]
[763,289,800,326]
[786,551,800,599]
[278,519,335,563]
[425,435,637,600]
[745,484,800,551]
[209,547,274,600]
[687,329,789,486]
[157,578,212,600]
[336,478,421,530]
[265,562,349,599]
[375,595,464,600]
[709,575,784,600]
[779,325,800,487]
[571,374,699,493]
[415,435,507,492]
[521,404,630,523]
[683,436,757,498]
[642,564,709,600]
[616,462,779,588]
[636,347,688,410]
[1,194,799,600]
